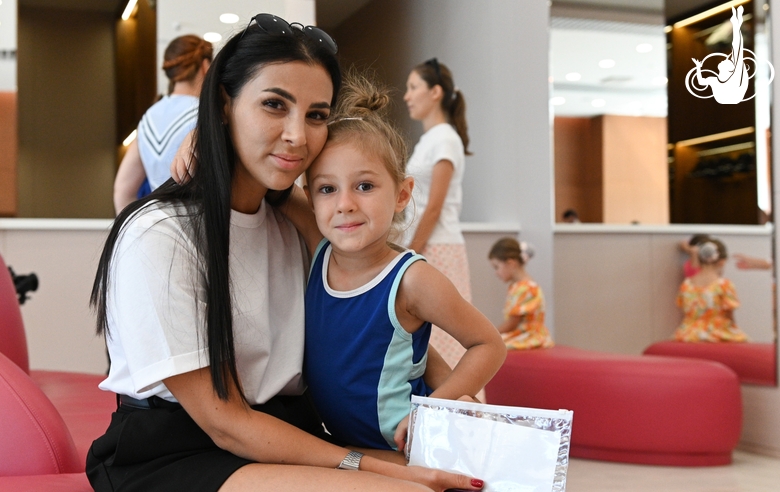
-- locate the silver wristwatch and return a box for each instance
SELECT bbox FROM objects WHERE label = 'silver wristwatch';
[336,450,363,470]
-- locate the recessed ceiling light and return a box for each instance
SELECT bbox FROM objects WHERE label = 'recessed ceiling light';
[204,32,223,43]
[550,97,566,105]
[220,13,239,24]
[591,99,606,108]
[653,76,668,85]
[565,72,581,81]
[636,43,653,53]
[598,59,616,69]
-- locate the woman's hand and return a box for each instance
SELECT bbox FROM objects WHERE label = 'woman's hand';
[401,466,484,492]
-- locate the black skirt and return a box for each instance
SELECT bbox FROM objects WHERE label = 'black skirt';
[86,393,332,492]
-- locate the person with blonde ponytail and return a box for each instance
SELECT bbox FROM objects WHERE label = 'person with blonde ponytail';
[401,58,473,374]
[113,35,213,214]
[281,71,504,459]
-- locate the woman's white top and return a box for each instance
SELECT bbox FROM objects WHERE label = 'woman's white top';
[99,200,309,405]
[137,94,199,190]
[400,123,466,246]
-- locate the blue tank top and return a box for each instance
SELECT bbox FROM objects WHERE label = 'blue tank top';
[304,240,432,450]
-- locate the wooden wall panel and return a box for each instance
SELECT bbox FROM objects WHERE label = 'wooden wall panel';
[602,115,669,224]
[553,117,603,222]
[0,92,17,216]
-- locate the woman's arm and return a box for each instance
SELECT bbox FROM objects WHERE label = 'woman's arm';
[165,367,482,491]
[408,161,453,252]
[113,139,147,215]
[398,262,506,401]
[496,315,522,334]
[279,185,324,257]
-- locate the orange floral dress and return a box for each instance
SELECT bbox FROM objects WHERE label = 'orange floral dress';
[674,278,748,342]
[502,279,554,350]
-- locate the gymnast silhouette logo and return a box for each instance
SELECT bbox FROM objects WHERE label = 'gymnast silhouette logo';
[685,6,774,104]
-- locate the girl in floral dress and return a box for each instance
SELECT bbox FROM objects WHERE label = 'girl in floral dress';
[488,238,554,350]
[674,239,749,343]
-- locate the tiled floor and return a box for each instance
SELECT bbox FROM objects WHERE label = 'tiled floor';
[565,450,780,492]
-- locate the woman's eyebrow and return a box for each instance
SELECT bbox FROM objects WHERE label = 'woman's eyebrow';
[263,88,331,109]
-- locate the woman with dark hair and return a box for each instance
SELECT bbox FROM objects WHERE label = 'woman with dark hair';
[88,14,483,492]
[113,34,213,214]
[401,58,474,378]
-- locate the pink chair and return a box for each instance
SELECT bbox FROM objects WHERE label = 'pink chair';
[0,252,115,483]
[0,351,90,490]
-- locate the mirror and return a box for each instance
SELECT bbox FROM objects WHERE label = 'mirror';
[550,0,776,385]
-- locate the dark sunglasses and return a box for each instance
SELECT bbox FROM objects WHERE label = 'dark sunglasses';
[241,13,338,56]
[425,57,442,84]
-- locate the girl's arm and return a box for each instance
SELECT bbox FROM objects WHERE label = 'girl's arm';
[279,185,324,257]
[397,262,506,401]
[165,367,482,491]
[408,161,453,252]
[496,315,522,334]
[422,345,452,390]
[113,139,147,215]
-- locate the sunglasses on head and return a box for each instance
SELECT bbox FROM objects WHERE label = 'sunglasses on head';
[241,13,338,56]
[425,57,442,84]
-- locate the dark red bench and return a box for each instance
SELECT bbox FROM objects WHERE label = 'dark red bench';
[485,346,742,466]
[643,341,776,386]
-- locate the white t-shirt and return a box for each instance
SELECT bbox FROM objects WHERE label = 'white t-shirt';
[99,200,308,405]
[400,123,466,246]
[137,95,199,190]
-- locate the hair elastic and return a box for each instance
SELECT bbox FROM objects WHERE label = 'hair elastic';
[327,116,363,126]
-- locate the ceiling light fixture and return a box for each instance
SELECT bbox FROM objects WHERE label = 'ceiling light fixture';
[674,0,749,28]
[121,0,138,21]
[565,72,581,81]
[220,13,240,24]
[599,59,615,68]
[204,32,223,43]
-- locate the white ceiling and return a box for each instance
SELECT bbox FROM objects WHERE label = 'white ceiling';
[550,16,668,117]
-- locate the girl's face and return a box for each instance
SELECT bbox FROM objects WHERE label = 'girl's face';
[306,142,412,255]
[490,258,518,283]
[226,61,334,212]
[404,70,440,121]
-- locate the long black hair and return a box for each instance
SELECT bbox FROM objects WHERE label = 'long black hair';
[92,22,341,401]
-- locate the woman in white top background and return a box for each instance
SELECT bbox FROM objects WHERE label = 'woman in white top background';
[402,58,474,375]
[113,35,212,215]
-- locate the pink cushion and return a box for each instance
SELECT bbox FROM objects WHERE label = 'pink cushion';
[485,346,742,466]
[643,341,776,386]
[0,352,82,476]
[0,473,90,492]
[32,371,115,467]
[0,253,30,373]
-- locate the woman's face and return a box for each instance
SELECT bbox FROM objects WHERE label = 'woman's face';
[226,61,334,213]
[404,70,439,121]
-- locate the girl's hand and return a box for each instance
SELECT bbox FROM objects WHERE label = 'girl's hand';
[393,415,410,454]
[170,130,195,184]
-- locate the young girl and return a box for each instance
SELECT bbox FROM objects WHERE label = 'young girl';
[288,73,505,454]
[674,239,749,343]
[679,233,711,278]
[488,238,554,350]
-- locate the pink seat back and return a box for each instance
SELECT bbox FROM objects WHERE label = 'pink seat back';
[0,253,29,373]
[0,351,82,476]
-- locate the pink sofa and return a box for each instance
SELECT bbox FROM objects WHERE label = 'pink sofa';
[0,252,115,489]
[485,346,742,466]
[643,340,776,386]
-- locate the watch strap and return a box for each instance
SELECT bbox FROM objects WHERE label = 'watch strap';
[336,450,363,470]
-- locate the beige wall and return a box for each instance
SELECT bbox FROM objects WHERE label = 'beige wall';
[17,7,115,218]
